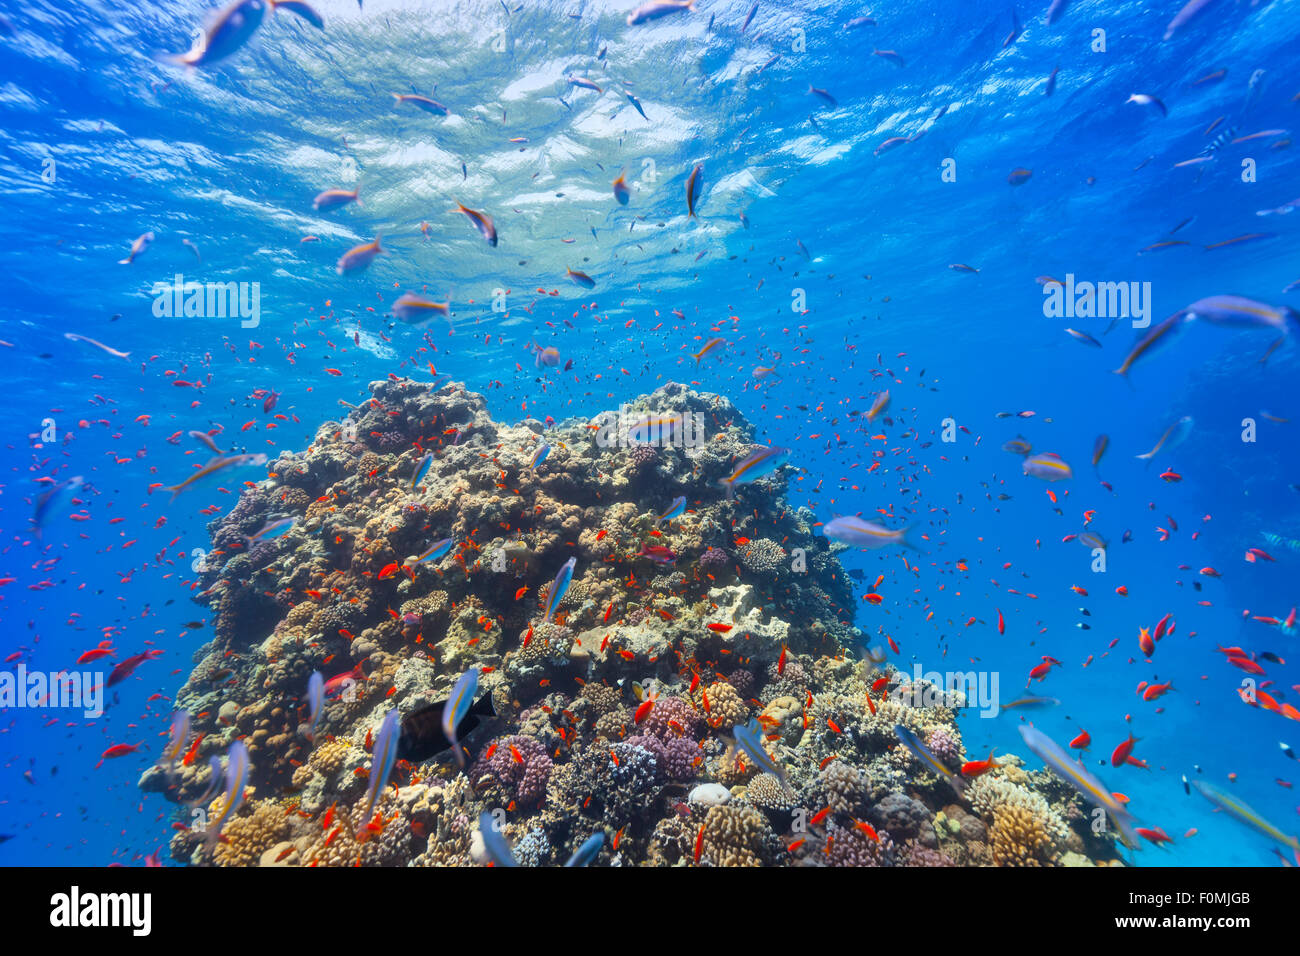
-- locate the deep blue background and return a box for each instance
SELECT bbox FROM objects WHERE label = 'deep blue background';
[1,0,1298,865]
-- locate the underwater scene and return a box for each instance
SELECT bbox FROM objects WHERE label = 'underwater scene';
[1,0,1299,872]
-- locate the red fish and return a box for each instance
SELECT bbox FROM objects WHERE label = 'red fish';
[961,748,1002,777]
[106,649,164,687]
[323,662,366,696]
[95,742,143,769]
[1111,733,1139,768]
[1143,680,1174,701]
[1135,827,1174,846]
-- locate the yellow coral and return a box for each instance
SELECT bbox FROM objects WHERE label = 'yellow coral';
[991,804,1059,867]
[703,681,747,730]
[212,799,292,867]
[700,805,768,867]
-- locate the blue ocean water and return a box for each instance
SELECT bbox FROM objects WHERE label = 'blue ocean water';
[1,0,1298,866]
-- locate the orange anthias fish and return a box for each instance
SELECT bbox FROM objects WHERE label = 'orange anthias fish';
[1111,733,1140,768]
[961,748,1002,777]
[1142,680,1174,701]
[634,691,658,724]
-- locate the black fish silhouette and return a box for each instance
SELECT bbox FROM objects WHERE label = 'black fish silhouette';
[397,692,497,763]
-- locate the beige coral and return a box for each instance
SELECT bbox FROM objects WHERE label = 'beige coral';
[700,804,769,867]
[212,799,293,867]
[745,773,795,813]
[703,681,747,730]
[990,804,1059,867]
[303,738,358,784]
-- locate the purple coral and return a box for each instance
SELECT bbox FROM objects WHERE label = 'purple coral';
[723,669,754,697]
[662,736,701,781]
[925,728,962,768]
[824,823,896,867]
[900,843,954,867]
[370,430,411,452]
[470,735,552,806]
[630,444,659,469]
[637,696,702,742]
[699,546,729,572]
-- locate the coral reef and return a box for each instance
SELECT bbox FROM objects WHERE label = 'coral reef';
[141,378,1126,867]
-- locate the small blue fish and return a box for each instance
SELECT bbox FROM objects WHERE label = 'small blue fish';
[626,93,648,120]
[999,695,1061,713]
[730,718,789,790]
[1136,416,1194,461]
[412,537,452,565]
[528,443,551,470]
[159,711,191,767]
[442,669,479,768]
[360,709,400,828]
[894,724,964,794]
[171,0,267,67]
[740,1,758,33]
[1022,452,1072,482]
[656,495,686,526]
[543,557,576,623]
[206,741,250,847]
[1078,531,1108,551]
[717,446,790,499]
[186,755,225,808]
[1020,725,1139,847]
[627,413,685,446]
[410,452,433,492]
[823,516,915,550]
[565,832,605,866]
[1191,779,1299,852]
[31,474,84,539]
[478,811,519,866]
[304,672,324,742]
[1045,0,1070,25]
[269,0,324,30]
[248,516,295,542]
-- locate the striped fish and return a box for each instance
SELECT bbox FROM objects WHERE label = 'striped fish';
[359,710,401,828]
[895,724,965,794]
[717,445,790,498]
[1193,780,1300,851]
[205,740,250,848]
[442,669,480,768]
[1019,725,1139,847]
